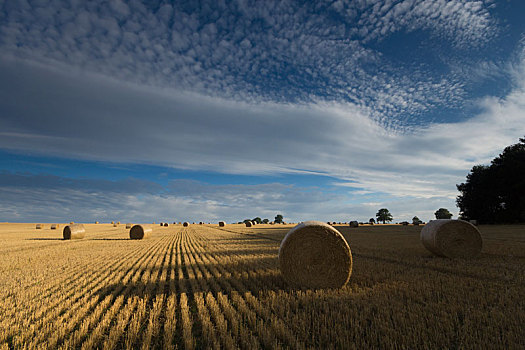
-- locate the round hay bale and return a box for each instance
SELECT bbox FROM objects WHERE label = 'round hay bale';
[199,222,203,225]
[219,221,225,227]
[245,221,252,227]
[420,220,482,259]
[50,224,58,230]
[111,221,114,224]
[63,224,85,240]
[70,221,75,224]
[113,223,118,227]
[35,224,43,229]
[95,221,99,224]
[163,223,168,227]
[130,225,152,240]
[183,222,189,227]
[117,221,120,225]
[160,222,164,226]
[349,221,359,228]
[279,221,352,289]
[125,223,132,229]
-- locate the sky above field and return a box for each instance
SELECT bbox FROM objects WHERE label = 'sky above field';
[1,0,525,223]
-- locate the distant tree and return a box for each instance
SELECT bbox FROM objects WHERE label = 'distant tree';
[434,208,453,219]
[457,137,525,223]
[274,214,284,224]
[262,218,269,224]
[376,208,393,224]
[243,219,252,225]
[412,216,422,225]
[369,218,375,224]
[252,217,262,224]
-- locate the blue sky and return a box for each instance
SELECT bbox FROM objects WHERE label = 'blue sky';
[1,0,525,223]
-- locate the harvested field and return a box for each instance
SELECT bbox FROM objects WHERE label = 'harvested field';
[0,223,523,349]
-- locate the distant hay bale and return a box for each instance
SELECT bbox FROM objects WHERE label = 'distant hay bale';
[129,224,152,240]
[51,224,59,230]
[245,221,252,227]
[160,222,164,226]
[111,221,114,225]
[95,221,99,224]
[219,221,225,227]
[199,222,203,225]
[113,223,118,227]
[469,219,478,226]
[125,223,132,229]
[183,222,189,227]
[63,224,85,240]
[117,221,120,224]
[349,221,359,228]
[420,220,482,259]
[36,224,43,229]
[163,223,168,227]
[251,221,257,225]
[70,221,74,224]
[279,221,352,289]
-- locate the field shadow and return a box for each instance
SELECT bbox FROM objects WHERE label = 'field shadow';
[26,238,63,241]
[91,238,130,241]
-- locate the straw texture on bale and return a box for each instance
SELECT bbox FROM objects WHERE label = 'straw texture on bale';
[279,221,352,289]
[36,224,43,229]
[219,221,226,227]
[129,225,152,240]
[51,224,58,230]
[183,222,189,227]
[63,224,86,240]
[245,221,252,227]
[420,220,482,259]
[349,221,359,227]
[125,223,132,229]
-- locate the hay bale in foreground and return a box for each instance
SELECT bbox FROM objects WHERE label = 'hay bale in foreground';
[420,220,482,259]
[51,224,58,230]
[36,224,43,229]
[63,224,85,240]
[125,223,132,229]
[183,222,189,227]
[245,221,252,227]
[349,221,359,228]
[279,221,352,289]
[130,225,152,240]
[219,221,225,227]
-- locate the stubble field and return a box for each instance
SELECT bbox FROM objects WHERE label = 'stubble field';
[0,222,523,349]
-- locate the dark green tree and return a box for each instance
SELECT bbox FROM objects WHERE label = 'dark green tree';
[457,137,525,223]
[434,208,453,219]
[252,217,262,224]
[376,208,393,224]
[274,214,284,224]
[369,218,375,224]
[262,218,269,224]
[412,216,422,225]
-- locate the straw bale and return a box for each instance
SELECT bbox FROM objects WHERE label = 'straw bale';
[183,222,189,227]
[219,221,226,227]
[420,219,482,258]
[36,224,43,229]
[279,221,352,289]
[51,224,59,229]
[95,221,99,224]
[349,221,359,227]
[245,221,252,227]
[125,223,132,229]
[70,221,75,224]
[129,224,152,240]
[63,224,86,240]
[113,223,118,227]
[163,223,168,227]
